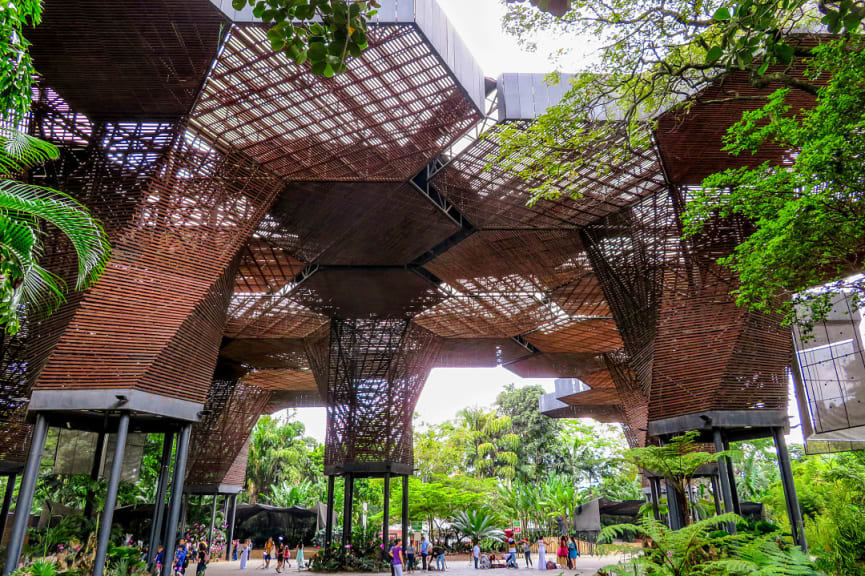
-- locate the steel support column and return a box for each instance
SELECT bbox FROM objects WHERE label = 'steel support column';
[94,413,130,576]
[342,474,354,550]
[161,424,191,576]
[710,475,722,516]
[325,475,335,547]
[665,480,682,530]
[401,475,409,553]
[4,413,48,576]
[208,494,218,549]
[713,428,737,534]
[84,431,107,518]
[382,473,391,556]
[772,427,807,552]
[225,494,237,561]
[648,477,660,521]
[0,474,17,547]
[721,436,742,515]
[147,432,174,570]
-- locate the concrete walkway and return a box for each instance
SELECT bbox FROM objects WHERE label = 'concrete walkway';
[205,556,628,576]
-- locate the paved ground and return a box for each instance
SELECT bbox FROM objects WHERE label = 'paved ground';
[206,556,628,576]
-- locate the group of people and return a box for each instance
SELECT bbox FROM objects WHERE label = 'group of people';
[388,536,447,573]
[151,540,210,576]
[233,538,306,572]
[471,535,580,571]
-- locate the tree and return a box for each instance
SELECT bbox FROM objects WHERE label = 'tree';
[245,414,320,503]
[265,480,317,508]
[495,384,565,481]
[234,0,379,77]
[624,432,729,526]
[450,510,504,545]
[499,0,865,326]
[457,407,520,481]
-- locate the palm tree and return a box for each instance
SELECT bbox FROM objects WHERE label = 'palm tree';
[0,129,110,334]
[265,480,317,508]
[450,510,504,545]
[541,475,586,535]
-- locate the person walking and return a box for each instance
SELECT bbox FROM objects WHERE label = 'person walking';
[420,536,429,571]
[263,538,273,569]
[567,537,578,569]
[536,538,546,571]
[275,537,285,573]
[239,540,250,570]
[391,538,405,576]
[406,539,416,573]
[196,543,209,576]
[295,543,305,571]
[173,544,187,576]
[522,540,532,568]
[557,537,568,569]
[472,541,480,570]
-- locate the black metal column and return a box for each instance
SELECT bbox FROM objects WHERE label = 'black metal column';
[208,493,218,549]
[4,413,48,576]
[382,473,391,555]
[342,473,354,549]
[710,475,722,516]
[0,473,17,547]
[94,413,130,576]
[225,494,237,561]
[401,475,409,553]
[648,477,660,521]
[147,432,174,570]
[722,436,742,515]
[179,493,188,541]
[325,475,335,547]
[772,427,807,552]
[84,431,107,518]
[161,424,191,576]
[665,480,682,530]
[713,428,737,534]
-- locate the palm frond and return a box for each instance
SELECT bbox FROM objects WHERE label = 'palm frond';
[0,180,110,289]
[0,130,60,175]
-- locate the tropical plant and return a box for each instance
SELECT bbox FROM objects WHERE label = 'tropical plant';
[457,407,520,480]
[540,474,586,534]
[598,514,822,576]
[0,132,111,335]
[624,432,730,526]
[0,2,111,335]
[450,510,504,544]
[246,414,319,503]
[265,480,318,508]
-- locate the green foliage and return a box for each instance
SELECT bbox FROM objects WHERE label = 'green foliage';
[450,510,504,543]
[265,480,318,508]
[598,514,822,576]
[0,0,43,125]
[625,432,731,526]
[232,0,379,77]
[683,36,865,326]
[501,1,865,325]
[246,414,321,503]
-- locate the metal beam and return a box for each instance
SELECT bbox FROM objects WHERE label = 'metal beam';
[0,474,16,549]
[162,424,192,576]
[4,414,48,576]
[94,413,130,576]
[773,427,807,552]
[147,432,174,570]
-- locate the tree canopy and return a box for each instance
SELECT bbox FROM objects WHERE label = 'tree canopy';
[499,0,865,325]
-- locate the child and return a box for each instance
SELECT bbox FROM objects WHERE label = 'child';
[173,544,187,576]
[155,545,165,574]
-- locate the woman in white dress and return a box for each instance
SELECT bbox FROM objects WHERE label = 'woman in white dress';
[239,540,251,570]
[536,538,546,570]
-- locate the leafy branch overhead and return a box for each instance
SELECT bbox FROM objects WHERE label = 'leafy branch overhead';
[233,0,380,77]
[499,0,865,327]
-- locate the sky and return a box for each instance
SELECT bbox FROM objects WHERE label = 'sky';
[290,1,806,446]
